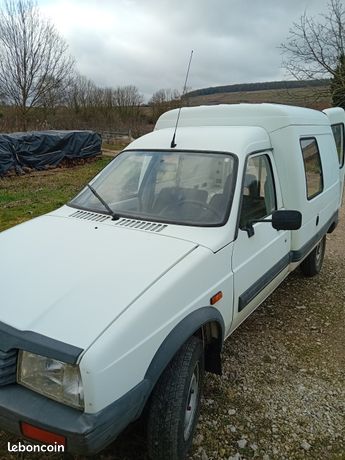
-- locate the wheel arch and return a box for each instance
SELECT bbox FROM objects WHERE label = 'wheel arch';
[145,307,225,390]
[327,210,338,233]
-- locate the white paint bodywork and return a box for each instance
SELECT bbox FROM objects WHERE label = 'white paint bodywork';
[155,104,328,132]
[0,214,198,349]
[0,103,343,414]
[323,107,345,125]
[80,243,234,412]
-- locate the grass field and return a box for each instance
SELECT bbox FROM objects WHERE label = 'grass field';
[0,157,112,232]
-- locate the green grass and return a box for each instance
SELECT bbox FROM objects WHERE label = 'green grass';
[0,157,112,232]
[102,141,129,151]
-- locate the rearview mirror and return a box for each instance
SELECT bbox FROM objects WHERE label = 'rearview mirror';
[244,209,302,237]
[271,210,302,230]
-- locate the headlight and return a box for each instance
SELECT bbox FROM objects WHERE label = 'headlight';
[17,351,84,410]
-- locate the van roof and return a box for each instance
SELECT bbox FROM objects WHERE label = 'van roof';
[155,103,330,133]
[322,107,345,126]
[126,125,270,155]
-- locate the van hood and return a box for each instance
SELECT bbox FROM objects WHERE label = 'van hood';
[0,215,197,350]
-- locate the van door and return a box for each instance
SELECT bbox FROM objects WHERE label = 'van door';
[230,153,290,332]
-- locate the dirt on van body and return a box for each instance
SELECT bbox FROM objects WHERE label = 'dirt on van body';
[0,207,344,460]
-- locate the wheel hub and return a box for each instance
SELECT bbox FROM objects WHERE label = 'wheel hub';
[315,239,324,267]
[184,364,199,441]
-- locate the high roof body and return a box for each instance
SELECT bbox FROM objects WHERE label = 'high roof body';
[126,125,270,156]
[155,103,330,133]
[323,107,345,125]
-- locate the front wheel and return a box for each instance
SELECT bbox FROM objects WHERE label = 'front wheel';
[300,236,326,277]
[147,336,204,460]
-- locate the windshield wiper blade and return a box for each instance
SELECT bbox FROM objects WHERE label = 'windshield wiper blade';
[87,184,120,220]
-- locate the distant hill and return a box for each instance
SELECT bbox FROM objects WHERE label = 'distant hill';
[185,79,330,98]
[183,80,331,110]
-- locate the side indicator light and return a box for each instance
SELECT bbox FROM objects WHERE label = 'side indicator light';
[21,422,66,446]
[210,291,223,305]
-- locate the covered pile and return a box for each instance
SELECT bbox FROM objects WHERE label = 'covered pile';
[0,130,101,176]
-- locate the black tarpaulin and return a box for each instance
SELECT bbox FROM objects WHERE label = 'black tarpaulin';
[0,130,101,176]
[0,135,18,176]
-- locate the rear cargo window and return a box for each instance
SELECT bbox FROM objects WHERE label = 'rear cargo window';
[300,138,324,200]
[331,123,344,167]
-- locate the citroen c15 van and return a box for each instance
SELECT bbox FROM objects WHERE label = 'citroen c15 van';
[0,104,344,460]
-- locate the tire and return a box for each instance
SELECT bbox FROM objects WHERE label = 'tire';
[147,336,204,460]
[300,235,326,277]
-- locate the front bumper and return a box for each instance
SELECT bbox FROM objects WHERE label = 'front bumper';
[0,381,149,454]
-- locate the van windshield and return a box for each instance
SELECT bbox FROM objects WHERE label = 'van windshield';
[69,150,237,226]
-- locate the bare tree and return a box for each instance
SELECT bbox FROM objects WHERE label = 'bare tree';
[113,85,143,125]
[67,74,97,114]
[330,54,345,108]
[63,75,145,131]
[149,88,181,122]
[0,0,74,129]
[281,0,345,106]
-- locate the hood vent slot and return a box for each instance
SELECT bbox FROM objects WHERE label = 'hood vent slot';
[114,218,168,233]
[69,210,111,222]
[69,211,167,233]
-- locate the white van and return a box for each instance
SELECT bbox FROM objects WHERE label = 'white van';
[0,104,344,460]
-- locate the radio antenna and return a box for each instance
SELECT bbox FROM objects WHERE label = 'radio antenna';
[170,50,194,148]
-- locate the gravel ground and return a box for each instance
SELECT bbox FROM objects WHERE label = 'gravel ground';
[1,206,344,460]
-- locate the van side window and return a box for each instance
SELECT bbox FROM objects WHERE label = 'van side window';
[239,155,277,228]
[331,123,344,167]
[300,138,324,200]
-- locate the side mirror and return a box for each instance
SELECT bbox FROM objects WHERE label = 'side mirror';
[271,210,302,230]
[244,210,302,237]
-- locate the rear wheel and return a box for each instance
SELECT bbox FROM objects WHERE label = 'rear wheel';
[300,236,326,277]
[147,336,204,460]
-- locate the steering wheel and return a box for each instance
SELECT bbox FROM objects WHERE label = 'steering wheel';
[161,199,222,220]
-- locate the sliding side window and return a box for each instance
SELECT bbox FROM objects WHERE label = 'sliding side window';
[300,138,324,200]
[331,123,345,167]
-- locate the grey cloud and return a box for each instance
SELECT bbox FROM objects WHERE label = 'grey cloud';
[41,0,331,100]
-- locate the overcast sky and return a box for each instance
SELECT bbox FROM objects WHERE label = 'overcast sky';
[38,0,330,100]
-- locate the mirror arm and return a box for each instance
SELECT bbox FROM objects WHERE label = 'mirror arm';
[244,218,272,238]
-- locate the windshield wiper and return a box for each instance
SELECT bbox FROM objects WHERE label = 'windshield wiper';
[87,184,120,220]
